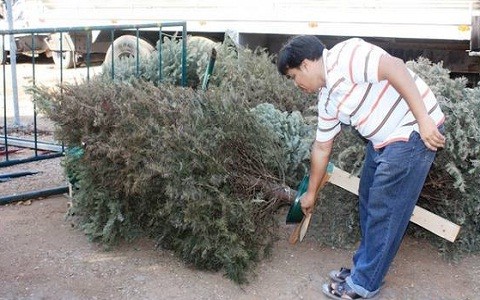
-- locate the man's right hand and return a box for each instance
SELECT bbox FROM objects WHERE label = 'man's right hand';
[301,192,316,215]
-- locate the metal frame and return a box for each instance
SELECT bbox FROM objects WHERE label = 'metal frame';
[1,21,188,204]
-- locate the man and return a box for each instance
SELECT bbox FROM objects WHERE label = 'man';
[277,35,445,299]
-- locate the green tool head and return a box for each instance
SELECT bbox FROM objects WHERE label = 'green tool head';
[286,174,309,224]
[285,163,334,224]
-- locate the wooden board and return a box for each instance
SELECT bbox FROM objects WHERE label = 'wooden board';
[328,165,461,243]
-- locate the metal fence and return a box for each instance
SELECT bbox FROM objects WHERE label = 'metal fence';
[1,22,187,204]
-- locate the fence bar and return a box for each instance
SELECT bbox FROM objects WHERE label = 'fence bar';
[0,22,187,36]
[2,34,7,162]
[0,186,69,205]
[0,152,64,168]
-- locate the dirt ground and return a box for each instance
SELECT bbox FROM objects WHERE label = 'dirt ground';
[1,58,480,300]
[1,191,480,300]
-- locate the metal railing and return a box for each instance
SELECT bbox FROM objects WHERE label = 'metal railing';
[1,21,187,204]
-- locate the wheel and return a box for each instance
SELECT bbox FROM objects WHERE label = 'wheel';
[102,35,155,72]
[52,50,75,69]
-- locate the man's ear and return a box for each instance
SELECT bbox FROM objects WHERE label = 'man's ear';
[301,59,312,71]
[300,60,308,70]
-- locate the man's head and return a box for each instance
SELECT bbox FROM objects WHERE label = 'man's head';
[277,35,326,93]
[277,35,325,76]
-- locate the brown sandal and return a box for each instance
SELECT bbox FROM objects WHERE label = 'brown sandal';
[329,267,351,283]
[322,281,364,299]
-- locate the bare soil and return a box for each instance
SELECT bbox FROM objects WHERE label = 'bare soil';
[1,58,479,300]
[1,193,480,300]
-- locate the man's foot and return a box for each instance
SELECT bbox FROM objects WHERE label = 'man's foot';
[322,281,364,299]
[329,267,351,283]
[328,268,385,286]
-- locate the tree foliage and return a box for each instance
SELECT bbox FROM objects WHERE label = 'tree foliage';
[406,58,480,254]
[30,38,480,283]
[320,57,480,253]
[31,75,308,283]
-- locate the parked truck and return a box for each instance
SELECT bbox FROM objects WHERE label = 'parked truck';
[0,0,50,64]
[2,0,480,82]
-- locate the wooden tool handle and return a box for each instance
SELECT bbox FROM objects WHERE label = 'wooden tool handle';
[289,171,332,245]
[288,217,305,244]
[299,213,312,242]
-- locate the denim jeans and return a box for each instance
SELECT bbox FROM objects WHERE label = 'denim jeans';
[346,129,440,298]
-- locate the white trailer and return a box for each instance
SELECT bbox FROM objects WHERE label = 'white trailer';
[2,0,480,79]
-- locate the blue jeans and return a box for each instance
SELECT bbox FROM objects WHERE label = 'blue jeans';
[346,129,440,298]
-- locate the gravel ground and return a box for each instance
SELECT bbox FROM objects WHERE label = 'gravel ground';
[0,155,66,198]
[1,196,480,300]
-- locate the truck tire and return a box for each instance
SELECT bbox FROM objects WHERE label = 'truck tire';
[102,35,154,71]
[52,50,75,69]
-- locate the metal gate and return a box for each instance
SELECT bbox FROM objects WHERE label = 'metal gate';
[1,22,187,204]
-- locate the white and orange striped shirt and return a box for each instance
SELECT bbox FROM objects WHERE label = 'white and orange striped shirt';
[316,38,445,149]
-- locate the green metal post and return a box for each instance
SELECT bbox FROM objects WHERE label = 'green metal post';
[136,29,140,77]
[2,34,7,161]
[201,48,217,90]
[86,31,92,80]
[31,33,38,156]
[181,26,187,87]
[158,28,163,85]
[110,30,115,79]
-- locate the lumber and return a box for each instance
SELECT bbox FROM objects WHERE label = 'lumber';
[328,165,461,242]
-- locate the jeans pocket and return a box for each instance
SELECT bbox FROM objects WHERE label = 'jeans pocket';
[380,131,436,165]
[411,131,437,163]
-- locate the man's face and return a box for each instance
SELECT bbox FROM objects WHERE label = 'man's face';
[285,59,322,94]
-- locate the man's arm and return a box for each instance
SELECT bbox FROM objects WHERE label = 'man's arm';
[301,139,334,215]
[377,54,445,150]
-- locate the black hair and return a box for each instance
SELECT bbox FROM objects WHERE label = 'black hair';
[277,35,325,75]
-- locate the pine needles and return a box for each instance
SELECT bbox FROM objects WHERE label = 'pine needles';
[29,38,480,283]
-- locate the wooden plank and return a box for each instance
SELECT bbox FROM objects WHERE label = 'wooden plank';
[328,165,461,243]
[410,206,461,243]
[328,166,359,195]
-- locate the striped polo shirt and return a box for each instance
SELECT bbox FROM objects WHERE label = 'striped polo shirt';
[316,38,445,149]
